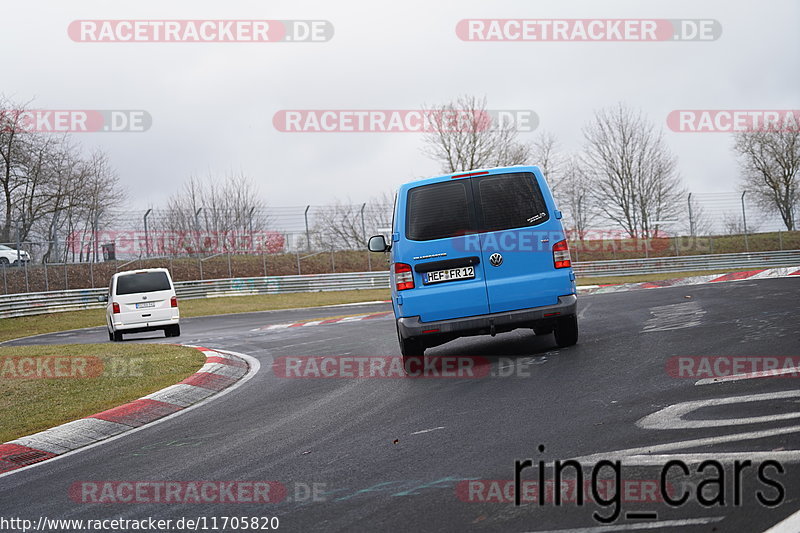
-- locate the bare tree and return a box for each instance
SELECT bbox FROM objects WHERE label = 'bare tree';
[555,155,598,239]
[311,193,393,250]
[529,131,564,190]
[734,127,800,231]
[582,104,685,238]
[422,95,530,173]
[157,172,268,255]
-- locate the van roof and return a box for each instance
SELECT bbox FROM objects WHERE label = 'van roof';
[112,267,170,279]
[408,165,542,188]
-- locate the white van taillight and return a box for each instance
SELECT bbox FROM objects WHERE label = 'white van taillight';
[394,263,415,291]
[112,302,120,314]
[553,239,571,269]
[170,296,178,308]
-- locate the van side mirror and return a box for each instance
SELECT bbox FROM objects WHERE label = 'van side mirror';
[98,294,108,303]
[555,210,563,220]
[368,235,390,252]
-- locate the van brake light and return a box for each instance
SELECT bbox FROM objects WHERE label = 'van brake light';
[394,263,415,291]
[170,296,178,308]
[553,239,571,269]
[112,302,120,314]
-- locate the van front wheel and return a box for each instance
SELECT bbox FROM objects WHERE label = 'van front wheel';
[554,315,578,348]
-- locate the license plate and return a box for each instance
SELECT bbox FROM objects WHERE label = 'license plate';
[136,302,156,309]
[424,266,475,284]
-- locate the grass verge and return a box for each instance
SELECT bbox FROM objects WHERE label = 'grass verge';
[0,343,204,443]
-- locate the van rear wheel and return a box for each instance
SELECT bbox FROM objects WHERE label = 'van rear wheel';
[397,326,424,374]
[553,315,578,348]
[112,330,123,342]
[165,325,181,337]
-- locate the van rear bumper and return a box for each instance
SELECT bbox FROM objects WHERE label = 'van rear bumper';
[397,294,577,340]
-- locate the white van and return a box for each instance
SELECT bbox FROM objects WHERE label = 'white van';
[104,268,180,341]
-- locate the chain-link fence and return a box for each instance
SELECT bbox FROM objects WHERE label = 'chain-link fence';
[0,192,797,294]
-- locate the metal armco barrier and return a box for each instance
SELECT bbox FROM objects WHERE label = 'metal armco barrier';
[1,250,798,319]
[571,250,800,277]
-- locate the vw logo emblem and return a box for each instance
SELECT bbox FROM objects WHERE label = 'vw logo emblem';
[142,296,147,300]
[489,253,503,267]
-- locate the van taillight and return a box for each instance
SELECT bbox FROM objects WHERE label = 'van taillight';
[553,239,571,269]
[394,263,415,291]
[112,302,120,314]
[170,296,178,308]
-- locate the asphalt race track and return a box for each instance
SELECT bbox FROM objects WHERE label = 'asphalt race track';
[1,278,799,532]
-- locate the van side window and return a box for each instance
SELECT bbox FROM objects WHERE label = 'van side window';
[477,172,550,232]
[406,181,473,241]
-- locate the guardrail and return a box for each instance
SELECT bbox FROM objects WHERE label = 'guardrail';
[572,250,800,277]
[0,271,391,319]
[0,250,798,319]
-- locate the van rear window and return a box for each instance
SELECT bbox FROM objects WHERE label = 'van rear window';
[406,181,472,241]
[116,272,171,295]
[477,172,549,232]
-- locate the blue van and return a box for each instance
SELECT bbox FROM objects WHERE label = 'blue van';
[368,165,578,365]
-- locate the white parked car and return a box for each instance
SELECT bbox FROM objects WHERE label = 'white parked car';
[104,268,180,342]
[0,245,31,266]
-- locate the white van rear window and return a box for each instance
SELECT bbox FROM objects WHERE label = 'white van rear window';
[116,272,171,295]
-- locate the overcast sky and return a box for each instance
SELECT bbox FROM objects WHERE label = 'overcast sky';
[2,0,798,211]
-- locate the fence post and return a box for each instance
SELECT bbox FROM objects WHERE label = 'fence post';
[89,260,94,288]
[262,252,267,277]
[2,265,6,294]
[741,191,749,252]
[304,205,311,252]
[23,258,29,292]
[779,230,783,250]
[199,258,204,280]
[44,262,49,292]
[64,262,69,290]
[330,249,335,273]
[227,253,232,278]
[296,251,301,275]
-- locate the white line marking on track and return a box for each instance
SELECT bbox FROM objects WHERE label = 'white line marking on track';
[577,303,592,319]
[763,506,800,533]
[410,426,445,435]
[523,516,724,533]
[602,451,800,465]
[696,365,800,385]
[637,390,800,430]
[571,424,800,464]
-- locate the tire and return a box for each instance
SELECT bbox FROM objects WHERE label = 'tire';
[397,325,424,375]
[108,328,113,341]
[165,324,181,337]
[112,329,123,342]
[0,257,8,266]
[553,315,578,348]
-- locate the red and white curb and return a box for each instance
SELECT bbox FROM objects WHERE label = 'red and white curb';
[577,265,800,295]
[0,345,255,476]
[251,311,392,332]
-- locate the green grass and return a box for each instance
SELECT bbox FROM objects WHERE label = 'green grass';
[0,288,392,343]
[0,343,204,443]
